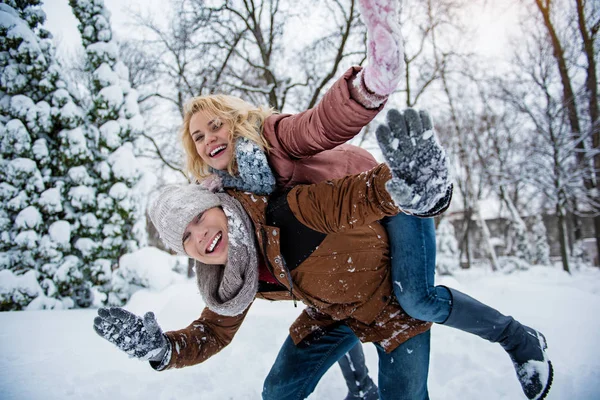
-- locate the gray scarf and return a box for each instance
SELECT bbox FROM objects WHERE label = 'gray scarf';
[194,192,259,316]
[211,137,276,195]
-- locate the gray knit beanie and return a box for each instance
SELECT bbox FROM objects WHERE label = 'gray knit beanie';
[148,184,222,256]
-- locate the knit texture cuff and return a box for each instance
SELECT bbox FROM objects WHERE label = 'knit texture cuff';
[348,69,388,109]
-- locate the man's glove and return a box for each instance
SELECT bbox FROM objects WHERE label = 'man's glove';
[93,307,169,362]
[376,108,451,216]
[358,0,403,96]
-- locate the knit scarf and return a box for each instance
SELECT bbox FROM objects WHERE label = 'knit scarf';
[210,137,276,195]
[194,192,259,316]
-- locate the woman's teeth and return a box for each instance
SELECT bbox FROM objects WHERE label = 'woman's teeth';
[207,233,222,253]
[210,145,227,157]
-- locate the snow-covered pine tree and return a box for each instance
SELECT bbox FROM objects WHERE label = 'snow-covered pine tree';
[571,240,589,270]
[508,219,532,265]
[68,0,143,305]
[530,214,550,266]
[436,218,460,275]
[0,1,93,310]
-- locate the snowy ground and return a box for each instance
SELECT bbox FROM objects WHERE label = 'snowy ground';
[1,265,599,400]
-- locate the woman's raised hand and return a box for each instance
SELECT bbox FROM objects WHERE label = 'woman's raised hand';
[358,0,403,96]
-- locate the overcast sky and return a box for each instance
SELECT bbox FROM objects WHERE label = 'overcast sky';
[41,0,520,60]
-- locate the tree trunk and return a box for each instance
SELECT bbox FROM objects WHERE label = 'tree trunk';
[476,206,500,272]
[575,0,600,265]
[557,205,571,273]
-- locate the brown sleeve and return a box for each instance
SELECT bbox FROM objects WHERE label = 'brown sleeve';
[156,305,251,370]
[265,66,385,159]
[286,163,400,234]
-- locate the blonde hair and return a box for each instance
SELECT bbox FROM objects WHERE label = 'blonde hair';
[181,94,275,181]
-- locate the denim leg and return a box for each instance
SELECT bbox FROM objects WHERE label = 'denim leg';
[263,324,359,400]
[382,213,452,323]
[376,330,431,400]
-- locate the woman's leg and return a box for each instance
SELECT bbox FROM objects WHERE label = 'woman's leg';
[383,212,553,399]
[337,343,378,400]
[382,213,451,323]
[263,324,359,400]
[376,330,430,400]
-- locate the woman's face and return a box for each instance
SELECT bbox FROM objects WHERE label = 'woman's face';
[183,207,229,264]
[189,111,234,171]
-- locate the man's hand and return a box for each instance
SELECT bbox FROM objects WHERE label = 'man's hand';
[377,108,451,215]
[93,307,169,362]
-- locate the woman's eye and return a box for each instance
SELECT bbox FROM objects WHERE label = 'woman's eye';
[194,135,204,142]
[182,232,190,243]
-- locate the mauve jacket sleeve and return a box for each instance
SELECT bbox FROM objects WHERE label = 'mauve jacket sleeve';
[286,163,400,234]
[154,305,251,370]
[263,66,385,159]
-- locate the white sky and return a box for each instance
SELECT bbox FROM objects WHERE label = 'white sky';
[42,0,520,59]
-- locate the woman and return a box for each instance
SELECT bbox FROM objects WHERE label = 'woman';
[94,110,552,399]
[182,0,409,398]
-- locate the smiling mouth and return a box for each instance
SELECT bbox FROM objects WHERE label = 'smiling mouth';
[209,145,227,158]
[206,232,222,253]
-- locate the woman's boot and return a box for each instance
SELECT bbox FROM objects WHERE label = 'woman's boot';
[443,288,553,400]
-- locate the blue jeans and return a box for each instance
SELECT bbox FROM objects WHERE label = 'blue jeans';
[262,324,430,400]
[382,213,452,323]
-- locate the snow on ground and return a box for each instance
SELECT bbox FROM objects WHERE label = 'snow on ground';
[1,265,599,399]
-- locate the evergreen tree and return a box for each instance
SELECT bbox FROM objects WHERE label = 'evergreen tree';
[0,2,92,309]
[68,0,143,305]
[530,214,551,266]
[571,240,589,271]
[436,218,460,275]
[508,219,532,264]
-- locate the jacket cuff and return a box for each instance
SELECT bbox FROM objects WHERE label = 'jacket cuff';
[412,184,453,218]
[348,69,388,109]
[149,337,173,371]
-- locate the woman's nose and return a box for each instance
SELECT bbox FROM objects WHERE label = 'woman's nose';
[192,227,207,242]
[205,132,217,144]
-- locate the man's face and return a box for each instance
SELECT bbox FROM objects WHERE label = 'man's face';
[189,111,233,171]
[183,207,229,264]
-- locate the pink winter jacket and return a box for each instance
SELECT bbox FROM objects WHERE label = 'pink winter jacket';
[262,66,385,186]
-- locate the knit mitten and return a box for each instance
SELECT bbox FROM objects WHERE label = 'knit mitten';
[376,108,451,216]
[93,307,170,362]
[358,0,403,96]
[212,137,276,195]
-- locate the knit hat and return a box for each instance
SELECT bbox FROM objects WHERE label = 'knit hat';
[148,184,222,256]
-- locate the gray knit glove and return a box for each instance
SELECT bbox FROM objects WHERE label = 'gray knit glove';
[93,307,169,362]
[212,137,276,195]
[376,108,451,216]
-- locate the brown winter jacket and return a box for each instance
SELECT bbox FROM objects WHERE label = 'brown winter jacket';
[262,66,383,187]
[158,164,433,370]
